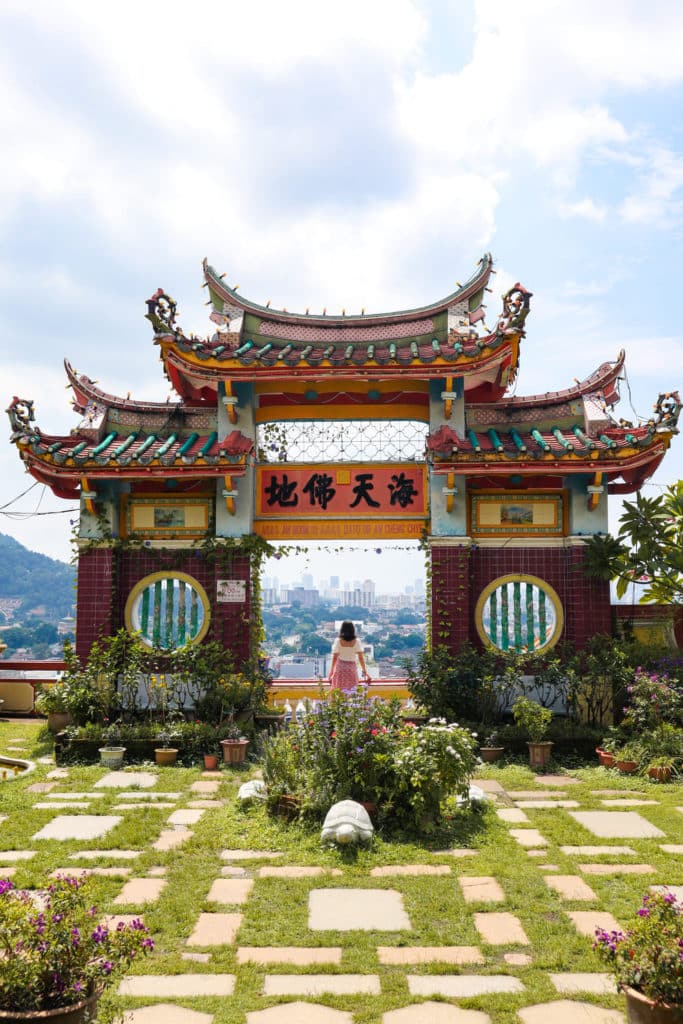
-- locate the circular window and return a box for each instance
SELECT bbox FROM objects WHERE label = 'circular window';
[475,574,563,654]
[124,572,210,650]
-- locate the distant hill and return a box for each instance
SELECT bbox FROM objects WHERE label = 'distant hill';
[0,533,75,621]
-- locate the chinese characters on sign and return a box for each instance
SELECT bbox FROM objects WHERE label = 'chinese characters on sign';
[257,464,426,522]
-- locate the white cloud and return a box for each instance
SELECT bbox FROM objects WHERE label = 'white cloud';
[619,148,683,225]
[557,198,608,223]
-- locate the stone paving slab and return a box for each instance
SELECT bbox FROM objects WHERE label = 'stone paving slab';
[187,912,242,945]
[549,973,616,994]
[221,849,283,860]
[536,775,580,786]
[247,1003,352,1024]
[221,866,248,877]
[191,780,220,794]
[0,850,35,861]
[27,783,57,793]
[527,850,547,857]
[508,791,568,799]
[68,849,140,860]
[114,878,167,904]
[518,1001,624,1024]
[459,876,505,902]
[32,815,122,841]
[153,829,194,851]
[34,802,92,809]
[510,828,547,848]
[51,866,132,878]
[515,800,579,809]
[148,867,167,876]
[383,1004,492,1024]
[377,945,483,964]
[472,779,505,793]
[0,867,15,878]
[544,875,597,900]
[570,811,665,839]
[592,790,643,797]
[0,817,9,827]
[187,800,222,809]
[661,845,683,854]
[46,769,69,779]
[167,809,204,826]
[237,947,343,965]
[650,884,683,903]
[473,911,529,945]
[431,848,477,857]
[95,772,157,788]
[123,1006,214,1024]
[119,975,235,996]
[567,911,621,937]
[116,803,176,810]
[407,975,524,997]
[539,864,559,872]
[504,952,533,966]
[496,808,530,823]
[259,866,343,878]
[370,864,451,877]
[560,846,636,856]
[600,799,658,807]
[117,791,181,800]
[309,888,411,931]
[263,975,381,996]
[45,792,105,799]
[207,878,254,903]
[580,863,655,875]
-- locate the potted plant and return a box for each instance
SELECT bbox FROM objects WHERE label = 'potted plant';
[154,729,179,766]
[219,718,249,765]
[0,873,154,1023]
[479,731,505,763]
[647,756,676,783]
[34,683,71,735]
[98,721,126,769]
[512,696,554,766]
[615,741,644,775]
[594,888,683,1022]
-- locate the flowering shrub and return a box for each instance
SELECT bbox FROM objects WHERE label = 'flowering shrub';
[0,874,154,1012]
[261,686,478,832]
[594,889,683,1005]
[622,668,683,732]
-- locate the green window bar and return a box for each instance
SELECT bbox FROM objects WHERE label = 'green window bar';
[140,586,150,637]
[190,587,199,637]
[500,585,509,651]
[538,587,546,644]
[525,582,535,651]
[489,588,498,646]
[513,581,522,648]
[152,579,163,647]
[164,580,175,645]
[177,580,187,646]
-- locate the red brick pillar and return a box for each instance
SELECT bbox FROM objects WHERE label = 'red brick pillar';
[430,543,471,656]
[567,545,612,647]
[75,548,116,661]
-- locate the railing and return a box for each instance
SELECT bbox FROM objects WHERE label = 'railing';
[0,659,66,714]
[268,678,411,704]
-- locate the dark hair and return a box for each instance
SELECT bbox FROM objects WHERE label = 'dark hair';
[339,620,356,641]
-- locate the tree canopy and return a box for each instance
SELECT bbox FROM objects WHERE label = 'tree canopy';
[583,481,683,604]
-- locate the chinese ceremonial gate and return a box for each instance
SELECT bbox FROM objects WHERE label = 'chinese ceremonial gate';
[6,255,680,667]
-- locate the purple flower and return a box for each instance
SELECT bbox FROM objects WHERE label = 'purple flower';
[101,961,114,975]
[91,925,108,943]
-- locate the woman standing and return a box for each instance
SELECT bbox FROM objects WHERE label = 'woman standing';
[327,620,369,691]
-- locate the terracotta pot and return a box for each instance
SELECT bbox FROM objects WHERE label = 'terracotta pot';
[596,748,616,767]
[98,746,126,769]
[0,990,100,1023]
[220,738,249,765]
[47,712,71,735]
[274,794,301,819]
[203,754,219,770]
[479,747,505,763]
[527,741,553,767]
[360,800,377,815]
[616,759,639,774]
[648,765,672,783]
[623,985,683,1023]
[154,747,178,766]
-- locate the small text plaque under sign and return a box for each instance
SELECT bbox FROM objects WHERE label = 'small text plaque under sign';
[217,579,247,603]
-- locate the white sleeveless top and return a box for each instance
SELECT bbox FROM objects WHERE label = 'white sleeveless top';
[332,638,362,662]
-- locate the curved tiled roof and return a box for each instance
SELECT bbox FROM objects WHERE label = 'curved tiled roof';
[472,351,625,412]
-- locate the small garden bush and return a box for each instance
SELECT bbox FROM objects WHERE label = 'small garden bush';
[260,686,478,833]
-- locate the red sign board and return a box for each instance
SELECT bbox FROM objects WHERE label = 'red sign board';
[255,463,427,521]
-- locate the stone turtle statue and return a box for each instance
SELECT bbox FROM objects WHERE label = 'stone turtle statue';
[321,799,374,846]
[237,779,267,804]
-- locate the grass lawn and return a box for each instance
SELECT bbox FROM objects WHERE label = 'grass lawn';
[1,717,682,1022]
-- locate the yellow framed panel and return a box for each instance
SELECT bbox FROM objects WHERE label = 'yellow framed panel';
[469,490,566,538]
[121,495,211,539]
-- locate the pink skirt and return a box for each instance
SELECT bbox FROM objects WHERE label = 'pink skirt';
[329,659,358,691]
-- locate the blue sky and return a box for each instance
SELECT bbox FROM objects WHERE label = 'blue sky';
[1,0,682,592]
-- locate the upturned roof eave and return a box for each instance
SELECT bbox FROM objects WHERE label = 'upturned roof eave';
[202,253,494,325]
